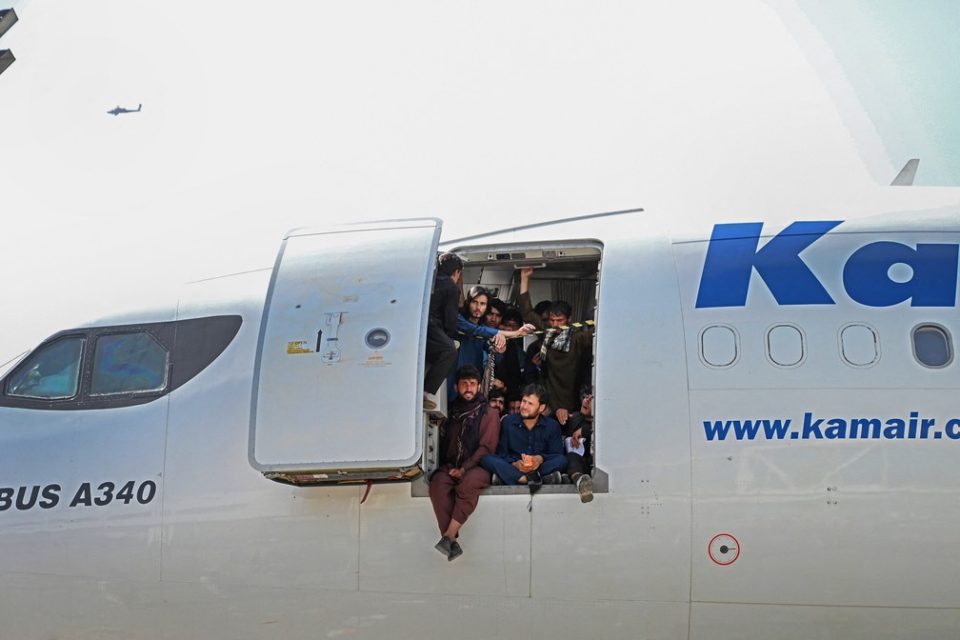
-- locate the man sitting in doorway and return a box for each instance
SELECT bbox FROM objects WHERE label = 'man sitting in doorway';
[563,385,594,503]
[429,365,500,561]
[481,384,567,486]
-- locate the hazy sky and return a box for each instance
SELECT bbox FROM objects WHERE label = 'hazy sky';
[1,0,959,361]
[799,0,960,186]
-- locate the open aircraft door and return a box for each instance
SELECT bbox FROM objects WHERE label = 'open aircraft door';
[250,218,442,485]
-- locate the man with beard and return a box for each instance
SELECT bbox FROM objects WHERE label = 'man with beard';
[517,267,593,425]
[450,287,533,399]
[429,365,500,561]
[480,384,567,486]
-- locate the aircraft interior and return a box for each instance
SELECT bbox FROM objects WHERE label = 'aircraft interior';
[416,241,607,497]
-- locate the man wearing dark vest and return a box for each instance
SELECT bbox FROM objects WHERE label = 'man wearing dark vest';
[424,252,463,410]
[429,365,500,561]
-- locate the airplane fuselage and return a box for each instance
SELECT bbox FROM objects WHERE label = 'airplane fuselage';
[2,208,959,639]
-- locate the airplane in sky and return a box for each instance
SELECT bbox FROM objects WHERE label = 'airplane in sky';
[107,103,141,116]
[2,192,960,639]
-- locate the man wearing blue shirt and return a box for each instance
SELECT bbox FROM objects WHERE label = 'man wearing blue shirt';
[449,286,533,399]
[481,384,567,485]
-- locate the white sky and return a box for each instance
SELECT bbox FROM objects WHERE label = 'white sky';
[0,0,957,361]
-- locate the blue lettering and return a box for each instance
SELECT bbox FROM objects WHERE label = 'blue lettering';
[703,420,729,441]
[763,419,791,439]
[732,419,761,439]
[696,221,841,308]
[850,418,881,439]
[883,418,906,439]
[843,242,958,307]
[945,419,960,440]
[824,418,847,439]
[802,413,824,439]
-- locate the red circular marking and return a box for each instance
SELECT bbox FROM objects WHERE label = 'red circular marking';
[708,532,741,566]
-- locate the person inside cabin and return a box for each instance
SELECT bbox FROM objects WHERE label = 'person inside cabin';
[424,252,463,410]
[481,384,567,486]
[484,298,505,329]
[450,286,533,398]
[521,300,552,386]
[506,391,522,416]
[562,385,594,502]
[429,365,500,561]
[487,387,506,418]
[518,267,594,426]
[494,307,526,398]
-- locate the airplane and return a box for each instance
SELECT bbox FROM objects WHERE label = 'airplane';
[107,103,142,116]
[2,194,960,639]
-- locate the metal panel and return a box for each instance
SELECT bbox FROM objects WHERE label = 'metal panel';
[250,219,441,474]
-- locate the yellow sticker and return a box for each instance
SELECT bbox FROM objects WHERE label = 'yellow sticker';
[361,354,389,368]
[287,341,312,354]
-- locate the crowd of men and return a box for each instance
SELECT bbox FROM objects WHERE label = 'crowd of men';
[424,252,595,561]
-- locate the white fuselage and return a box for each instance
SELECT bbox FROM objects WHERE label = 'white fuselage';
[1,207,959,639]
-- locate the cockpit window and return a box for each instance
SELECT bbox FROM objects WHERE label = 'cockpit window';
[0,315,242,411]
[5,337,84,400]
[91,332,169,396]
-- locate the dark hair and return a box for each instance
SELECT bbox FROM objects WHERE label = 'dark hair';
[534,300,552,316]
[521,383,549,406]
[437,252,463,276]
[455,364,483,383]
[548,300,572,320]
[486,298,506,317]
[502,307,523,327]
[579,384,593,400]
[488,387,505,401]
[461,286,490,317]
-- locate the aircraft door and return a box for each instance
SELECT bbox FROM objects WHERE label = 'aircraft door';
[250,219,441,484]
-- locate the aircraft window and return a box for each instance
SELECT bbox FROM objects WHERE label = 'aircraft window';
[912,324,952,368]
[4,337,84,400]
[699,325,738,367]
[766,324,804,367]
[91,332,169,396]
[840,324,880,367]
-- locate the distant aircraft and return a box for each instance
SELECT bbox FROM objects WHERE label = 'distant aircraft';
[107,103,141,116]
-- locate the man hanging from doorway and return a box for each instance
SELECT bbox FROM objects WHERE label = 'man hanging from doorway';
[424,252,463,411]
[429,365,500,561]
